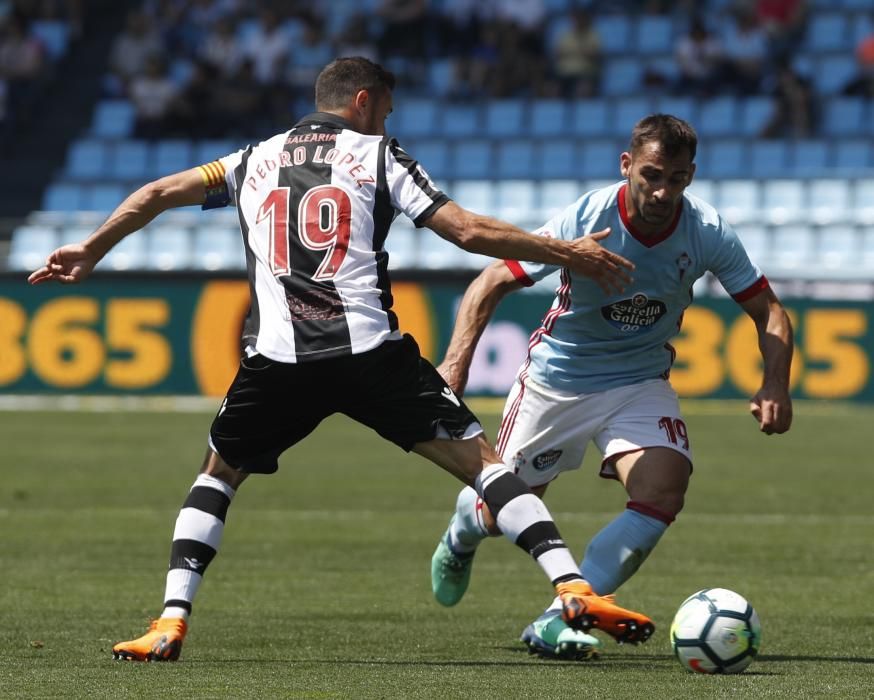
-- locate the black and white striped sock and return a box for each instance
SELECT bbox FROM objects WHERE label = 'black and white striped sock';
[475,464,581,586]
[161,473,235,620]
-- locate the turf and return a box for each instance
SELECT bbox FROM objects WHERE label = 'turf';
[1,401,872,699]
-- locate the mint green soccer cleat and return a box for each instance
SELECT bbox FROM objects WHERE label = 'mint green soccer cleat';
[521,610,603,660]
[430,519,475,607]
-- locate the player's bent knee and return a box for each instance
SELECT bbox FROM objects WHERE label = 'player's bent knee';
[201,448,249,490]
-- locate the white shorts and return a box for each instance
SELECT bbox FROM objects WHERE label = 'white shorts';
[495,377,693,487]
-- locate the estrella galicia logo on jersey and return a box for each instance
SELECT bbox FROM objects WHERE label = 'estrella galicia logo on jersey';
[601,293,667,333]
[532,449,562,471]
[676,252,692,280]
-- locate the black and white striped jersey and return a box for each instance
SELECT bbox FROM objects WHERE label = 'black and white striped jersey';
[200,112,448,363]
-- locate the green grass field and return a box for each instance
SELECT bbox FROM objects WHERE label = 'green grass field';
[1,400,872,699]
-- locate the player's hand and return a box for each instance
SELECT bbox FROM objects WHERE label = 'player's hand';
[749,386,792,435]
[27,244,98,285]
[436,359,469,398]
[566,228,634,294]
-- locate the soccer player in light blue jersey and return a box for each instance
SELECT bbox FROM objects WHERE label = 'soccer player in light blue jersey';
[430,114,794,660]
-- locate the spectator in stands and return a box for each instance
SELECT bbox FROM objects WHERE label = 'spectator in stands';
[760,60,816,138]
[129,53,179,139]
[199,15,243,78]
[0,11,46,128]
[106,10,162,96]
[842,31,874,98]
[376,0,428,63]
[721,5,769,94]
[242,7,289,86]
[673,16,724,97]
[286,16,333,95]
[335,14,378,63]
[552,8,602,98]
[210,57,264,137]
[755,0,807,62]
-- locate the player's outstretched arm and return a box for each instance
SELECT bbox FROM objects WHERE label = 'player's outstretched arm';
[739,286,794,434]
[28,168,206,285]
[436,261,523,396]
[423,201,634,294]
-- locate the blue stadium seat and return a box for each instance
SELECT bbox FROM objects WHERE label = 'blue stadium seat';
[580,139,621,179]
[762,180,806,223]
[65,139,108,180]
[613,97,653,137]
[442,104,480,138]
[495,139,535,179]
[98,230,147,271]
[192,226,245,271]
[153,140,193,177]
[450,180,494,212]
[791,140,829,177]
[834,138,871,172]
[635,15,675,54]
[593,15,632,54]
[739,96,774,136]
[686,179,716,205]
[653,96,697,125]
[530,100,569,137]
[750,140,789,178]
[851,13,874,45]
[449,139,492,179]
[31,20,69,60]
[813,55,857,94]
[418,228,469,269]
[485,99,527,138]
[90,100,135,138]
[385,221,417,270]
[700,139,745,179]
[601,58,642,96]
[409,140,449,180]
[495,180,539,226]
[392,97,438,138]
[42,183,83,211]
[804,12,849,52]
[816,225,858,273]
[539,179,582,218]
[696,97,739,137]
[808,179,851,224]
[146,226,193,270]
[717,180,760,224]
[570,98,611,136]
[109,140,149,181]
[535,140,579,179]
[822,98,866,136]
[861,226,874,269]
[82,183,125,212]
[8,225,59,270]
[852,179,874,224]
[428,59,455,97]
[734,224,770,266]
[771,224,816,272]
[193,140,236,165]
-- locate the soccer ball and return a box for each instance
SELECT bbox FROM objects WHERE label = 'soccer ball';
[670,588,761,674]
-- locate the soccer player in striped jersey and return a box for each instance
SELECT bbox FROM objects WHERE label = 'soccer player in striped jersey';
[28,57,652,662]
[430,114,794,660]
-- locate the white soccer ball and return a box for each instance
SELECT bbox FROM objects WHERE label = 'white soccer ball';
[670,588,762,674]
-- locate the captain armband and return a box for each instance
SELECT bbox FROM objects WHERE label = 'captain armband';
[197,161,231,209]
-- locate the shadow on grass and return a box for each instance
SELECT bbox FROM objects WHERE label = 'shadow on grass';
[759,655,874,665]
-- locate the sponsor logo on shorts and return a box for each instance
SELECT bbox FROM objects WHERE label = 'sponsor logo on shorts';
[532,449,563,471]
[601,293,667,333]
[441,386,461,407]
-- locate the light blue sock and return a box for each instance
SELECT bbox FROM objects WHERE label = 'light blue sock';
[580,505,670,596]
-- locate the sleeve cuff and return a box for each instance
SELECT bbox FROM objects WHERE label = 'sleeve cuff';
[731,275,770,302]
[505,260,534,287]
[412,195,450,227]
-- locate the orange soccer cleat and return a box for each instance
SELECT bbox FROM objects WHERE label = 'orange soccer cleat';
[556,580,655,645]
[112,617,188,662]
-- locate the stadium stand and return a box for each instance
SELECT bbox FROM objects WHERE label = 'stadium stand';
[2,1,874,282]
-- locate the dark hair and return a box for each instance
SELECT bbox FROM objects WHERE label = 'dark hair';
[630,114,698,162]
[315,57,395,110]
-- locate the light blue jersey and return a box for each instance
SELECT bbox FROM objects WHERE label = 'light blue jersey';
[507,181,766,394]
